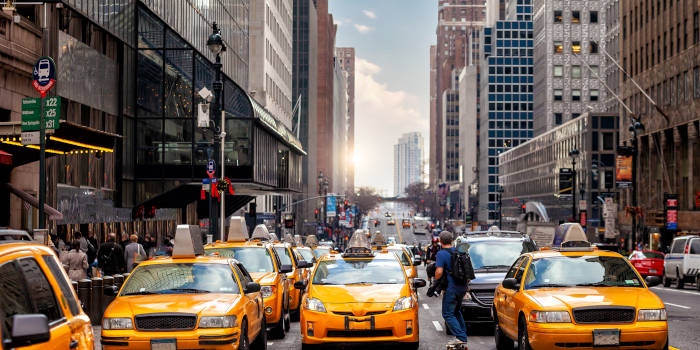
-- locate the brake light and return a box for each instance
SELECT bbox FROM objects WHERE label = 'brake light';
[685,243,690,254]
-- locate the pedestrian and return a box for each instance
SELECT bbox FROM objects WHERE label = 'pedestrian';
[120,232,130,251]
[425,237,441,267]
[61,240,88,282]
[97,233,126,276]
[435,231,468,347]
[124,234,147,272]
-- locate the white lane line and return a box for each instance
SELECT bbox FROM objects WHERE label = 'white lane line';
[422,303,430,310]
[267,342,274,346]
[665,302,691,309]
[432,320,443,332]
[652,287,700,296]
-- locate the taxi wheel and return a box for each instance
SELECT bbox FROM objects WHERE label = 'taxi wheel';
[518,316,531,350]
[494,314,514,350]
[239,320,250,350]
[405,341,420,350]
[284,306,291,332]
[271,309,286,339]
[251,318,267,350]
[301,343,317,350]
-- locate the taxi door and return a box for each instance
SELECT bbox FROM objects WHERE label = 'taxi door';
[495,256,527,338]
[233,263,264,335]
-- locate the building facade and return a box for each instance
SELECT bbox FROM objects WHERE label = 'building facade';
[477,10,534,224]
[618,0,700,240]
[499,113,619,239]
[459,66,479,218]
[394,132,425,196]
[336,47,355,193]
[331,58,348,195]
[316,0,336,193]
[532,0,608,136]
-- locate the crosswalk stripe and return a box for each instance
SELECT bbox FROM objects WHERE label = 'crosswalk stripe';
[432,320,443,332]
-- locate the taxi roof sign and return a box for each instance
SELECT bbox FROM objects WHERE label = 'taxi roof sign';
[371,231,387,247]
[282,233,295,246]
[305,235,319,247]
[294,234,303,247]
[227,216,249,242]
[172,225,204,258]
[251,224,273,241]
[343,230,373,256]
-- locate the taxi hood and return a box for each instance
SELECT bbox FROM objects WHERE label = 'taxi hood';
[107,294,241,317]
[310,283,408,304]
[524,287,664,310]
[250,272,278,285]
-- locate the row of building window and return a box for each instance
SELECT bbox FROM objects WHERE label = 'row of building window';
[553,88,600,102]
[626,67,700,114]
[488,112,533,120]
[553,10,598,24]
[487,130,533,138]
[488,84,533,93]
[553,65,600,78]
[488,102,534,111]
[553,40,599,54]
[488,121,532,129]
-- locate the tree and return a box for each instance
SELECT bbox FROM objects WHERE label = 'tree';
[350,187,379,216]
[404,182,437,216]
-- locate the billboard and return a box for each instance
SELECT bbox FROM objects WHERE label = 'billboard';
[616,146,633,188]
[664,193,679,230]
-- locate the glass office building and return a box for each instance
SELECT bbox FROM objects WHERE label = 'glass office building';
[478,11,534,223]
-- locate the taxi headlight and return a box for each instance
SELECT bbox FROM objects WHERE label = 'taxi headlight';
[638,308,667,321]
[261,285,276,298]
[102,317,133,330]
[392,296,414,312]
[304,297,327,313]
[198,315,237,328]
[529,311,571,323]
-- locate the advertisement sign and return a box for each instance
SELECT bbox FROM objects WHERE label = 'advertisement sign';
[580,211,587,227]
[664,193,679,230]
[616,146,633,188]
[326,195,337,217]
[559,168,573,197]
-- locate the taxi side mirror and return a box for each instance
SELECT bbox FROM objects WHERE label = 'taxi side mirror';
[294,281,307,290]
[279,265,293,274]
[412,257,421,266]
[413,278,427,288]
[502,278,520,290]
[245,282,261,294]
[645,275,661,287]
[5,314,50,348]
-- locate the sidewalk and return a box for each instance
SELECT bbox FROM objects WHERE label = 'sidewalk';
[92,326,101,349]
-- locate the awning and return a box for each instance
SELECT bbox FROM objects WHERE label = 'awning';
[4,183,63,220]
[0,150,11,165]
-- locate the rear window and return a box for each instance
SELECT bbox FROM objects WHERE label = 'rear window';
[671,239,687,254]
[641,251,664,259]
[690,239,700,255]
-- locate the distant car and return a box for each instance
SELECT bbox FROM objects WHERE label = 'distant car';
[629,250,665,278]
[385,212,392,217]
[402,219,411,228]
[663,235,700,290]
[0,229,33,241]
[387,219,396,225]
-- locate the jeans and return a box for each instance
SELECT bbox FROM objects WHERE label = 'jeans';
[442,290,467,342]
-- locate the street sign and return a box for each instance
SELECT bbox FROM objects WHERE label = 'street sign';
[664,194,679,230]
[32,56,56,95]
[326,195,337,217]
[21,97,60,131]
[206,160,216,177]
[21,131,40,145]
[559,168,573,197]
[579,200,587,211]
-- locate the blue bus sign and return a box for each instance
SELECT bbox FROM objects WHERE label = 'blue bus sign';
[32,57,56,96]
[206,160,216,177]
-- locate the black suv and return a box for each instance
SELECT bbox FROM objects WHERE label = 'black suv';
[456,230,537,324]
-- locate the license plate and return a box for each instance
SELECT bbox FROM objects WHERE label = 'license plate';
[593,329,620,346]
[348,319,371,330]
[649,269,657,273]
[151,339,176,350]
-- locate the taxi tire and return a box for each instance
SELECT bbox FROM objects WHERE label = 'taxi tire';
[494,317,514,350]
[271,308,287,339]
[251,318,267,350]
[518,316,531,350]
[406,341,420,350]
[301,343,317,350]
[239,320,250,350]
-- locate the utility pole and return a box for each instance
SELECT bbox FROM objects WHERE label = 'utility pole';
[569,149,580,221]
[207,22,226,240]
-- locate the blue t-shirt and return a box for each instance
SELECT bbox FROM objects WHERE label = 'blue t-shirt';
[436,248,467,294]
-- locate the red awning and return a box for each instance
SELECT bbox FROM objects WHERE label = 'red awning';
[0,150,11,165]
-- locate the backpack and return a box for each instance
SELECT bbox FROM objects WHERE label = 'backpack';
[449,249,476,285]
[86,241,97,264]
[98,244,116,269]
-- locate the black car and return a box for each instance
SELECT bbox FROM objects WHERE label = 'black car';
[457,230,537,324]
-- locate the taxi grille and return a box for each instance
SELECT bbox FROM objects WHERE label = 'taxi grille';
[135,314,197,330]
[327,330,393,338]
[572,307,635,324]
[471,290,495,306]
[332,311,386,316]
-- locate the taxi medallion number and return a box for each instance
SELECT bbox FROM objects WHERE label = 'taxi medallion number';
[593,329,620,346]
[151,338,176,350]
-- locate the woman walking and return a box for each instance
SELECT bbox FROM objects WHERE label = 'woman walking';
[61,240,89,281]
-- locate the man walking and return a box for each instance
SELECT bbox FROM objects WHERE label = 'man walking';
[97,233,126,276]
[435,231,468,347]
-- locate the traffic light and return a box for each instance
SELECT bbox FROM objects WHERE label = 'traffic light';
[521,204,526,214]
[314,209,319,219]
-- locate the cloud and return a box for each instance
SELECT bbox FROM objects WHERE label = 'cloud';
[362,10,376,19]
[353,57,428,194]
[353,24,373,33]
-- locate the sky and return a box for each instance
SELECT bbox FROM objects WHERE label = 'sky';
[329,0,437,196]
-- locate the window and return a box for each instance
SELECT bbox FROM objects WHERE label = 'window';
[553,65,563,77]
[590,89,600,101]
[690,239,700,255]
[554,89,563,101]
[553,41,563,53]
[571,41,581,53]
[589,65,599,76]
[571,65,581,78]
[695,12,699,45]
[694,66,700,98]
[42,256,80,316]
[572,11,581,23]
[671,238,687,253]
[603,132,614,150]
[0,261,33,339]
[572,89,581,101]
[555,113,563,125]
[554,10,563,23]
[18,258,63,324]
[589,41,599,53]
[506,257,527,279]
[589,11,598,23]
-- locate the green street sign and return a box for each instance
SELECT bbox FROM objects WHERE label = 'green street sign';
[21,97,60,132]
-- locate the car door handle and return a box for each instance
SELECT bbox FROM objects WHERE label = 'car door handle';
[70,340,79,349]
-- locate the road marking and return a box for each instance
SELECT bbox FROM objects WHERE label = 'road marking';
[669,347,680,350]
[652,287,700,296]
[396,222,403,243]
[267,342,273,346]
[432,320,443,332]
[422,303,430,310]
[665,302,691,309]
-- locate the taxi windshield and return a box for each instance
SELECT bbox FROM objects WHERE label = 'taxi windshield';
[274,247,294,266]
[469,240,535,271]
[312,259,405,285]
[313,247,331,257]
[205,247,275,273]
[523,256,643,289]
[120,263,239,295]
[297,248,315,262]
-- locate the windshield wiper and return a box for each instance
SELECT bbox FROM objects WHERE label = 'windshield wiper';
[344,282,374,285]
[575,282,611,287]
[479,265,511,270]
[528,283,572,289]
[161,288,212,294]
[121,291,160,296]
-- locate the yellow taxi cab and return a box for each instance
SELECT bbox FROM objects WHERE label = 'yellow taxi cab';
[493,236,669,350]
[273,236,313,320]
[204,219,292,338]
[0,235,94,350]
[296,230,426,349]
[101,225,266,349]
[386,244,420,280]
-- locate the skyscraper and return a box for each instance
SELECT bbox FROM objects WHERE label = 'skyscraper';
[336,47,355,192]
[394,133,425,196]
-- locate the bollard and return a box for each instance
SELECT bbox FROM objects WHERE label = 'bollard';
[113,274,124,290]
[72,280,78,294]
[90,277,103,324]
[77,279,92,315]
[102,276,115,317]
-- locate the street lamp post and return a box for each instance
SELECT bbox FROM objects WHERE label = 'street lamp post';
[497,185,504,228]
[629,120,644,245]
[569,149,580,222]
[207,22,226,240]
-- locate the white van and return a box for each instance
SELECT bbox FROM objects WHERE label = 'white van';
[663,235,700,290]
